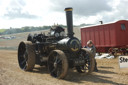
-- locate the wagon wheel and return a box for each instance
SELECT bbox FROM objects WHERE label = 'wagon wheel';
[48,50,68,79]
[18,41,35,71]
[76,48,95,74]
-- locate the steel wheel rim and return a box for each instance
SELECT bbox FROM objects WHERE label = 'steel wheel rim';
[18,42,28,70]
[48,53,63,78]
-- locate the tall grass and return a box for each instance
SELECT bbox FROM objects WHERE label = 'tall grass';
[0,29,6,33]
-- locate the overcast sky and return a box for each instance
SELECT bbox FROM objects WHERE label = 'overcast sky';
[0,0,128,28]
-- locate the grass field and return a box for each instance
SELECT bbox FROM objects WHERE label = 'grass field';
[0,29,6,33]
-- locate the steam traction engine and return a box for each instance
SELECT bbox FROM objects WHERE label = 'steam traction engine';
[18,7,94,79]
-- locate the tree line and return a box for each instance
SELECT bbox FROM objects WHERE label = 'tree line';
[0,23,91,35]
[0,26,53,35]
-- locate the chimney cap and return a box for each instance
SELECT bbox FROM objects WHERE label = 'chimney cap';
[65,7,73,11]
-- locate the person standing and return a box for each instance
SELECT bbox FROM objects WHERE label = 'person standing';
[84,40,98,72]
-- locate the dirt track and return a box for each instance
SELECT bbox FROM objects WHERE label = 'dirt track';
[0,50,128,85]
[0,29,128,85]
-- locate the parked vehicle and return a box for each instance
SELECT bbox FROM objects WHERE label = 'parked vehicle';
[81,20,128,55]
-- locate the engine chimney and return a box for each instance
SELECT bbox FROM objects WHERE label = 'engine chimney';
[65,7,74,38]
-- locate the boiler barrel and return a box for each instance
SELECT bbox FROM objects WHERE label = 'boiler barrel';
[57,37,81,52]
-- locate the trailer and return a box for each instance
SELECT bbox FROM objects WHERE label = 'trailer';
[81,20,128,55]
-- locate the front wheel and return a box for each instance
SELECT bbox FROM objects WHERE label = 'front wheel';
[76,48,95,74]
[18,41,35,71]
[48,50,68,79]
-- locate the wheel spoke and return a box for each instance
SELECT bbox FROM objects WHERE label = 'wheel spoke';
[51,68,56,73]
[49,60,54,64]
[55,56,58,62]
[56,68,61,77]
[19,55,23,58]
[85,64,89,68]
[81,66,85,72]
[23,64,27,70]
[25,52,28,57]
[20,59,26,65]
[22,52,28,70]
[55,54,59,63]
[57,59,62,63]
[85,65,89,70]
[51,57,62,77]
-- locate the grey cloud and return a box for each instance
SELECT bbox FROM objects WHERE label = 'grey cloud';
[4,7,38,19]
[3,0,38,19]
[10,0,26,6]
[50,0,112,16]
[102,0,128,23]
[116,0,128,19]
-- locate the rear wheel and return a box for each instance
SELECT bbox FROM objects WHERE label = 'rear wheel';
[48,50,68,79]
[76,48,95,74]
[18,41,35,71]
